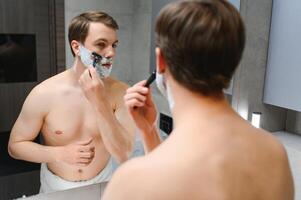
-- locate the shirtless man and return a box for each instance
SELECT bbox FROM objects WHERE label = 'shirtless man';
[103,1,294,199]
[8,11,135,193]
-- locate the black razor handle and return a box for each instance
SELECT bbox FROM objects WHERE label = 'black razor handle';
[92,52,102,68]
[144,71,156,87]
[133,71,156,109]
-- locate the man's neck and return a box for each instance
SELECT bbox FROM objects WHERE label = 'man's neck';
[70,57,86,80]
[169,79,233,131]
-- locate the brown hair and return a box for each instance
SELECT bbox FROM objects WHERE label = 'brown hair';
[68,10,119,56]
[155,0,245,96]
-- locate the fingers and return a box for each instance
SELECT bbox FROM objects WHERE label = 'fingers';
[76,138,93,145]
[79,68,104,94]
[124,92,147,103]
[124,80,151,109]
[124,96,144,109]
[88,67,99,80]
[79,151,95,159]
[125,84,148,100]
[126,85,148,95]
[78,69,91,86]
[75,154,94,166]
[78,157,93,163]
[144,87,155,106]
[76,163,89,167]
[79,68,97,83]
[133,80,147,87]
[83,69,92,81]
[125,99,145,109]
[75,149,95,166]
[75,160,92,167]
[79,145,95,153]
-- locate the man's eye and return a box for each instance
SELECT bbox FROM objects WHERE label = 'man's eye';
[97,43,105,48]
[112,43,118,48]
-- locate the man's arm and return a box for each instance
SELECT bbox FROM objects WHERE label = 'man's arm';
[79,68,135,163]
[8,85,94,166]
[8,86,60,163]
[92,94,135,163]
[123,80,162,153]
[139,125,161,153]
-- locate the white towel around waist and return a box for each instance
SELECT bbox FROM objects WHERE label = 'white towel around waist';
[39,158,113,193]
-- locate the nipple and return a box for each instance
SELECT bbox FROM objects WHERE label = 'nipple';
[55,130,63,135]
[78,169,83,173]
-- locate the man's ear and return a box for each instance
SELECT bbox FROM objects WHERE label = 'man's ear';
[155,47,166,73]
[71,40,80,56]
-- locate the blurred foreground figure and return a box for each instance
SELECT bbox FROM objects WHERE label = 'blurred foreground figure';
[103,1,294,200]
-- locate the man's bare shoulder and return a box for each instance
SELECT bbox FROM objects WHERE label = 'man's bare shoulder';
[241,128,294,199]
[252,128,287,159]
[31,69,74,95]
[24,70,70,108]
[218,122,290,171]
[103,155,169,200]
[103,147,198,200]
[218,117,288,162]
[255,129,293,175]
[39,69,70,87]
[102,157,144,199]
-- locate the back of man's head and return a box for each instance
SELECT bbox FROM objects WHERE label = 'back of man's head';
[155,0,245,96]
[68,10,119,56]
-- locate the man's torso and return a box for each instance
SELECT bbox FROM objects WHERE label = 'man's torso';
[130,114,294,200]
[39,69,124,181]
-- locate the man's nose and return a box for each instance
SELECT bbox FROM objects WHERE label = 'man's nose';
[104,46,115,58]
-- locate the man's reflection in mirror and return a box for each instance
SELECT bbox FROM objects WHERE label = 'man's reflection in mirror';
[8,11,135,193]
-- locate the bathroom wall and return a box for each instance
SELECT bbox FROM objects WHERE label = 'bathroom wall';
[261,0,301,136]
[231,0,287,131]
[286,111,301,136]
[0,1,65,198]
[234,0,301,135]
[263,0,301,112]
[0,0,64,132]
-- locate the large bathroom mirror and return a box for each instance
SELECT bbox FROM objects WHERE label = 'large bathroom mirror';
[0,0,241,199]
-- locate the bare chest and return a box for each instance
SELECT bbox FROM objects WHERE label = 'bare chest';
[41,93,115,145]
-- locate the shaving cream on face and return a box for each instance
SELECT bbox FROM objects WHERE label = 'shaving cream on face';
[156,71,175,110]
[79,45,113,78]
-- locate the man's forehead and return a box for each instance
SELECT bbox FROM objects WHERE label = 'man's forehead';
[87,22,118,42]
[94,38,118,43]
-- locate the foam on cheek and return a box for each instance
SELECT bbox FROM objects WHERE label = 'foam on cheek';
[100,57,113,65]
